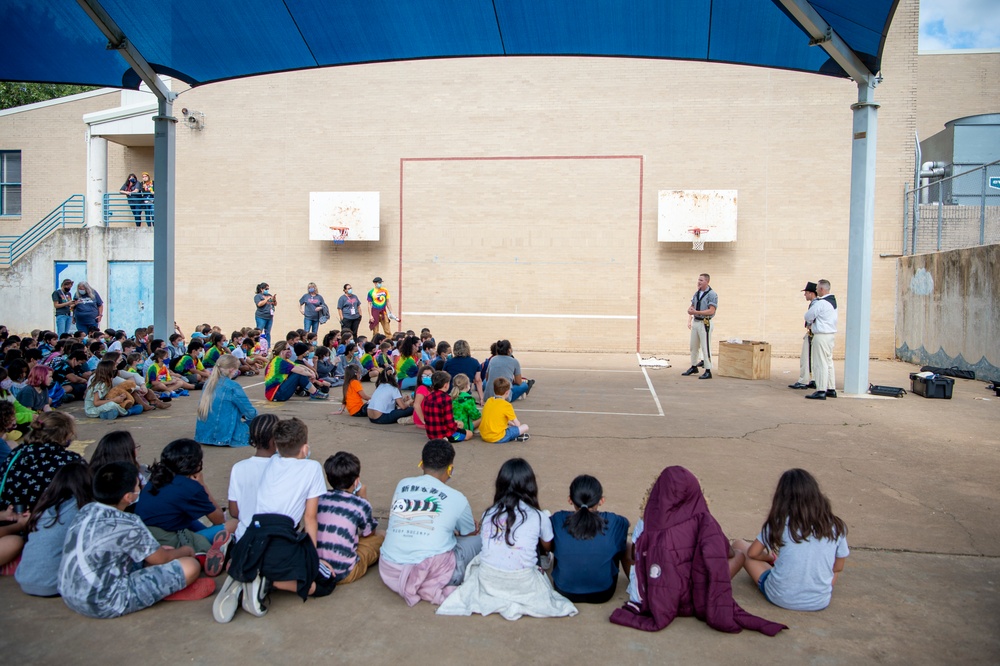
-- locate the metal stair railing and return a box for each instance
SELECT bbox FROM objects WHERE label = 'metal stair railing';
[0,194,86,268]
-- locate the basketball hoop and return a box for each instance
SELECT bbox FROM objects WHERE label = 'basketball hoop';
[688,227,709,251]
[329,225,349,245]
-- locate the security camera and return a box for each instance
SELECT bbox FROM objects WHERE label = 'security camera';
[186,116,198,125]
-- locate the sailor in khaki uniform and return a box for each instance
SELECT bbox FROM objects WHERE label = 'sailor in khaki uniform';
[682,273,717,380]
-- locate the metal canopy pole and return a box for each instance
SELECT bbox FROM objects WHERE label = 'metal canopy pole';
[773,0,880,394]
[844,82,879,394]
[77,0,176,338]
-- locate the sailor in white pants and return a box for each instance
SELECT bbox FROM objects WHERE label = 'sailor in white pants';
[789,282,819,390]
[682,273,718,380]
[804,279,838,400]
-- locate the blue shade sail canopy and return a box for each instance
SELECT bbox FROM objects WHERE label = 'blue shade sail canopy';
[0,0,898,89]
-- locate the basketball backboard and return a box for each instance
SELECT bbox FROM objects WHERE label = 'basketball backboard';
[309,192,380,241]
[657,189,737,243]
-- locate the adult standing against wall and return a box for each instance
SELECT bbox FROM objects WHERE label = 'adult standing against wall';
[72,282,103,333]
[298,282,327,336]
[118,173,142,226]
[681,273,717,380]
[52,279,78,336]
[367,277,396,337]
[804,279,837,400]
[337,283,363,339]
[789,282,819,390]
[253,282,277,341]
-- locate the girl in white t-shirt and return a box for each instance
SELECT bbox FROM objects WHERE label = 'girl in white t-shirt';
[480,457,553,570]
[732,468,849,612]
[437,457,576,620]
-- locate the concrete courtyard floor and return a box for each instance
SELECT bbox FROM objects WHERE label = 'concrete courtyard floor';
[2,353,998,665]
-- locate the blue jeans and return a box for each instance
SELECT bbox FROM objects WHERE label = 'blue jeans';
[495,424,522,443]
[303,318,319,334]
[368,406,413,424]
[271,373,312,401]
[511,381,530,401]
[255,316,273,339]
[75,318,97,333]
[55,314,73,336]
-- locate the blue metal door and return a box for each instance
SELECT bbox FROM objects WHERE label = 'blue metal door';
[108,261,154,333]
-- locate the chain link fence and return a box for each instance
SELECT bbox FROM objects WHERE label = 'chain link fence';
[903,160,1000,255]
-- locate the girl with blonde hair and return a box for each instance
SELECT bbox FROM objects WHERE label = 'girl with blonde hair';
[195,354,257,447]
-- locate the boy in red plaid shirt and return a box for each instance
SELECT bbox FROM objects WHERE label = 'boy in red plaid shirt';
[422,371,473,442]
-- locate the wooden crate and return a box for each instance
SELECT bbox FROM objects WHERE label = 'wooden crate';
[717,340,771,380]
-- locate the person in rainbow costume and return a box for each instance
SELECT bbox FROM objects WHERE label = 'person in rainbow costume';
[367,277,397,337]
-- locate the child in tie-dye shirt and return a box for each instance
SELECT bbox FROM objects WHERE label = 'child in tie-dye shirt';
[145,349,193,395]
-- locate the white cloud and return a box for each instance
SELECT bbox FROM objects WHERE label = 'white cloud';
[920,0,1000,50]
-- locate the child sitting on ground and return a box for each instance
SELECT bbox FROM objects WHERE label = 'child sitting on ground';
[227,414,279,543]
[16,461,92,597]
[317,452,383,584]
[437,458,577,620]
[213,417,334,623]
[341,366,370,417]
[145,349,193,397]
[231,338,261,375]
[173,340,211,385]
[478,378,529,443]
[449,373,481,434]
[731,468,849,612]
[59,461,207,618]
[84,359,144,420]
[135,439,233,575]
[422,371,473,442]
[412,365,434,430]
[549,474,630,604]
[609,466,786,636]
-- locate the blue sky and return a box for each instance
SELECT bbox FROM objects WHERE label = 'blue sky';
[920,0,1000,50]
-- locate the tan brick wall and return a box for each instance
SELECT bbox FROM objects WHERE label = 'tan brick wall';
[169,0,919,358]
[918,50,1000,140]
[0,91,120,234]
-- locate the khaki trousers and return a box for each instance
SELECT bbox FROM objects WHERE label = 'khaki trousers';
[689,318,714,370]
[797,332,813,384]
[810,332,836,391]
[339,533,385,585]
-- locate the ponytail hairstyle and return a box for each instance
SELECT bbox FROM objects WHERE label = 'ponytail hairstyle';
[496,339,513,356]
[198,354,239,420]
[761,468,847,552]
[91,358,119,390]
[489,458,541,547]
[563,475,607,540]
[147,438,203,495]
[249,413,279,451]
[209,332,226,350]
[24,411,76,447]
[342,365,361,405]
[26,461,92,533]
[450,373,470,399]
[268,340,288,361]
[376,365,398,388]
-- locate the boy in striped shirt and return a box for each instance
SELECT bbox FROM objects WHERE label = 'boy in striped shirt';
[316,452,383,583]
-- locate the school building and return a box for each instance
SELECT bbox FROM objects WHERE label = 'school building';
[1,0,997,362]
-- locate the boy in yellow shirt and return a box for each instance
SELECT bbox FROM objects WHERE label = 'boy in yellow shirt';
[478,377,530,443]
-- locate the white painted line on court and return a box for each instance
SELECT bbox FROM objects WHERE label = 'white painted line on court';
[517,408,661,417]
[243,381,265,389]
[637,352,665,417]
[404,311,636,320]
[634,387,650,390]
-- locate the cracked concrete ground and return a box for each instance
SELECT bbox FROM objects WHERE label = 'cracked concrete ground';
[2,354,998,665]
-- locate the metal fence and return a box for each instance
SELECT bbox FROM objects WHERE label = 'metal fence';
[903,160,1000,254]
[0,194,85,267]
[103,192,154,226]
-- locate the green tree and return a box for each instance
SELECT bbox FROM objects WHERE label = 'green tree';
[0,82,98,110]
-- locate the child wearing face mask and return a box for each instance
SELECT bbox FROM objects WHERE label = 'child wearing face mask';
[411,365,435,430]
[174,340,211,384]
[195,355,258,448]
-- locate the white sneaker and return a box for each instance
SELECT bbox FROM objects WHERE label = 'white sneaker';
[241,575,269,617]
[212,575,242,623]
[397,416,414,425]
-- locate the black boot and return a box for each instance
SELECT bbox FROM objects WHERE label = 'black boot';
[681,366,699,376]
[699,370,712,379]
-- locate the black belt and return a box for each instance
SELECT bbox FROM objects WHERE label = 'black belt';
[694,317,712,321]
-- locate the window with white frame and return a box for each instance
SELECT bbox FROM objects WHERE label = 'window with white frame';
[1,151,22,216]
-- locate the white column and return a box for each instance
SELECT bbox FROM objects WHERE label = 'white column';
[85,130,108,228]
[152,97,176,338]
[843,82,879,395]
